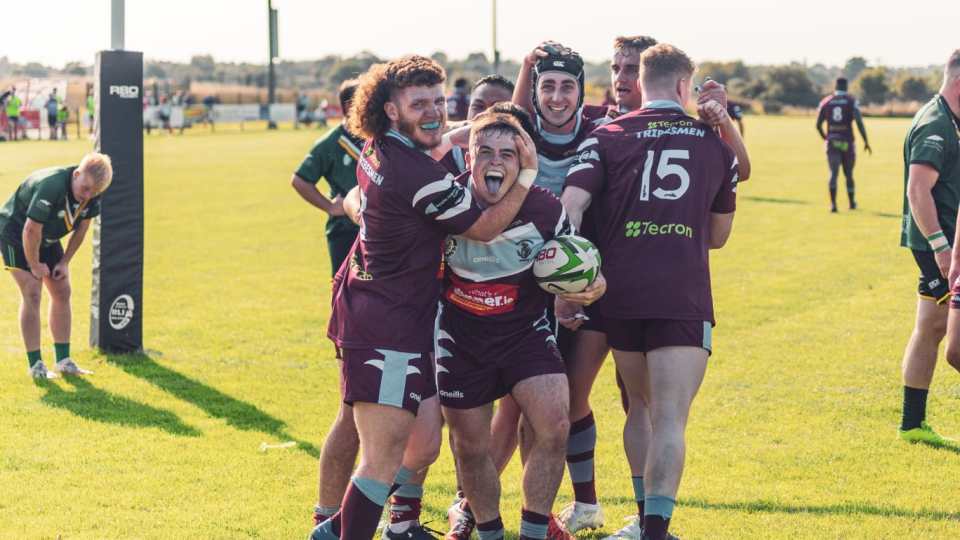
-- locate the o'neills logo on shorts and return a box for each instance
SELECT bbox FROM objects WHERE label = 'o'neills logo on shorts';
[109,294,135,330]
[445,277,519,316]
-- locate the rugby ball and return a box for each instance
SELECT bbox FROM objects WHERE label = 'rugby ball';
[533,235,601,294]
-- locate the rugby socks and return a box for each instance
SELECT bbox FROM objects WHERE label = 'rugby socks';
[632,476,645,516]
[477,516,505,540]
[829,188,838,212]
[388,484,423,530]
[340,476,390,540]
[518,509,549,540]
[642,495,675,540]
[566,412,598,504]
[312,504,338,525]
[54,342,70,363]
[901,386,929,431]
[26,349,41,368]
[390,465,413,495]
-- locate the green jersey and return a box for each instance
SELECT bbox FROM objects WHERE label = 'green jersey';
[294,124,363,237]
[86,95,95,115]
[901,96,960,251]
[6,95,21,116]
[0,166,102,246]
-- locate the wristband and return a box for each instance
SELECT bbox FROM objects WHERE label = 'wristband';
[927,230,950,253]
[517,169,537,189]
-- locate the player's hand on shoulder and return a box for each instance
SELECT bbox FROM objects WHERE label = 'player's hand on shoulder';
[558,271,606,306]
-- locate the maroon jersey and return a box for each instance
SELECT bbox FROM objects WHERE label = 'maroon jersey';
[442,181,571,327]
[817,93,860,143]
[532,104,611,196]
[565,104,738,323]
[328,130,482,352]
[438,146,467,176]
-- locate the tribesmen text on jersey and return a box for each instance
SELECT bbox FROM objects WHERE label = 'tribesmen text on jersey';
[327,129,483,414]
[437,181,572,408]
[0,166,102,272]
[565,101,738,339]
[532,104,610,196]
[816,91,861,154]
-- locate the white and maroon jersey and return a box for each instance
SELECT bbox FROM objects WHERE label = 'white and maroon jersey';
[328,130,482,352]
[442,179,571,330]
[531,104,610,196]
[565,102,738,323]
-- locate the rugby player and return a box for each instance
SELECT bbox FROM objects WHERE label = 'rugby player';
[291,78,368,529]
[899,50,960,446]
[727,100,744,136]
[447,78,471,122]
[310,55,534,540]
[438,110,604,540]
[816,77,872,212]
[1,153,113,379]
[563,44,741,540]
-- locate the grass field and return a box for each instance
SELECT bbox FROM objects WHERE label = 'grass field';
[1,116,959,539]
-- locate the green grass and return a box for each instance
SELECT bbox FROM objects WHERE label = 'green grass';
[1,116,959,538]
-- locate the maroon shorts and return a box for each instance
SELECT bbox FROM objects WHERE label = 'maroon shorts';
[436,309,565,409]
[604,318,713,355]
[338,347,436,415]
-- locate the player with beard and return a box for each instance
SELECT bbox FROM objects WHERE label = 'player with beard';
[310,55,534,540]
[438,111,604,540]
[563,44,741,540]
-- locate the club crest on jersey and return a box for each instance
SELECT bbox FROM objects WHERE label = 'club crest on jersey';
[444,237,458,258]
[516,239,535,262]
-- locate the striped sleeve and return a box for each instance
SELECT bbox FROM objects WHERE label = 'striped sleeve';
[563,135,605,195]
[409,173,481,234]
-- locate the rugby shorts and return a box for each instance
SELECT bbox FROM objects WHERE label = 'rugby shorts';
[338,346,436,415]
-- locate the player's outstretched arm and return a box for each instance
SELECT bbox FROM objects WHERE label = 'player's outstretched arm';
[907,164,950,276]
[708,212,736,249]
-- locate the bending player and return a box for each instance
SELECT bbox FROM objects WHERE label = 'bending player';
[816,77,871,212]
[1,153,113,379]
[563,44,742,540]
[310,55,533,540]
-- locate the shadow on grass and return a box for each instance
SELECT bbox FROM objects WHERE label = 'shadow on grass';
[742,196,809,206]
[600,495,960,521]
[38,376,201,437]
[868,211,902,219]
[106,352,319,458]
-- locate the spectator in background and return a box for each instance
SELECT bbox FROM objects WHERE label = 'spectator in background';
[158,96,173,135]
[202,94,218,132]
[57,102,69,141]
[45,89,61,140]
[295,91,309,129]
[0,88,9,141]
[6,87,22,141]
[727,100,745,137]
[86,89,95,135]
[447,77,470,121]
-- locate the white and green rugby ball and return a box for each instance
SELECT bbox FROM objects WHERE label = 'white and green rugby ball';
[533,235,601,294]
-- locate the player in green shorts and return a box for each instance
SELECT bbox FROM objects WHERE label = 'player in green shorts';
[898,50,960,445]
[291,79,362,278]
[1,153,113,379]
